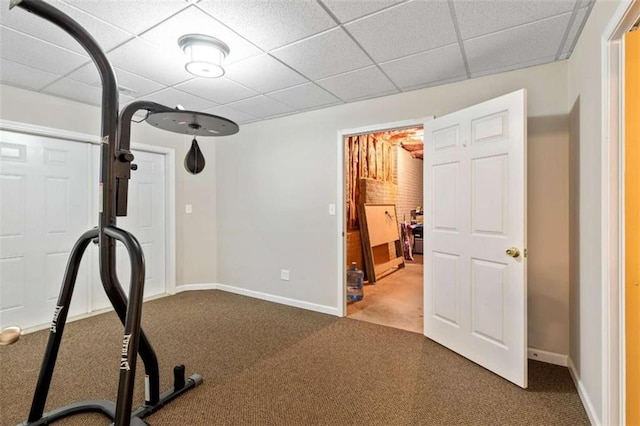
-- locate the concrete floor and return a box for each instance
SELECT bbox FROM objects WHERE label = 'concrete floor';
[347,255,423,334]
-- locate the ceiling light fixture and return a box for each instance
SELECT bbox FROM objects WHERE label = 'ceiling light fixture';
[178,34,230,78]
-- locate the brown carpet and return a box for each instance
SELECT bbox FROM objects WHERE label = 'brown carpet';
[0,291,589,425]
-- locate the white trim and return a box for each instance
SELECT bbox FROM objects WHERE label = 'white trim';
[0,119,101,144]
[216,283,340,316]
[166,148,177,295]
[569,357,602,426]
[130,142,178,296]
[527,348,568,367]
[336,125,346,317]
[176,283,342,317]
[602,2,640,425]
[19,292,170,336]
[175,283,217,293]
[336,117,431,317]
[174,283,340,316]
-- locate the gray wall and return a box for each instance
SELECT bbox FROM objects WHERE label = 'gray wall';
[567,0,622,422]
[216,60,571,355]
[0,84,219,287]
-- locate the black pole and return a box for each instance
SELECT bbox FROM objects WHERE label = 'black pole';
[9,2,208,424]
[27,229,98,422]
[104,226,145,426]
[115,101,173,217]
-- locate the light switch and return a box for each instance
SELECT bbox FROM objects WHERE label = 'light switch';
[185,204,192,214]
[329,204,336,215]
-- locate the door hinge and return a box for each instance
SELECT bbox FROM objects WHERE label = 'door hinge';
[524,248,527,258]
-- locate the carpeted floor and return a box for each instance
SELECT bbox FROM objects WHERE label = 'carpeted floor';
[1,291,589,425]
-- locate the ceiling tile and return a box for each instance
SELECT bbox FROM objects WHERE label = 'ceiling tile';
[561,7,589,54]
[142,87,217,111]
[224,55,307,94]
[0,59,60,91]
[380,44,467,90]
[0,26,89,75]
[321,0,404,23]
[63,0,189,35]
[345,1,457,62]
[2,0,133,55]
[43,78,102,106]
[174,77,258,104]
[267,83,340,110]
[453,0,575,40]
[271,28,372,80]
[226,95,295,118]
[316,66,397,101]
[107,38,193,86]
[67,64,166,98]
[140,6,261,65]
[465,13,571,74]
[197,0,337,51]
[202,105,257,124]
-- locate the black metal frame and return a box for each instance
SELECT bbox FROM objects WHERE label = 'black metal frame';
[10,1,202,425]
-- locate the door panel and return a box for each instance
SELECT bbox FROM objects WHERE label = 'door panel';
[0,132,90,330]
[472,154,508,235]
[423,89,527,387]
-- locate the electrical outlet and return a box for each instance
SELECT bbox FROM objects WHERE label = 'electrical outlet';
[280,269,290,281]
[329,204,336,215]
[185,204,192,214]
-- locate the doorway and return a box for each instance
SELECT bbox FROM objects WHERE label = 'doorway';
[341,124,424,334]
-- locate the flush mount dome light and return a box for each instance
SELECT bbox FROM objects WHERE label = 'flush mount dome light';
[178,34,230,78]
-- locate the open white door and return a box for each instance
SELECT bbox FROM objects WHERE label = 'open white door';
[423,89,527,388]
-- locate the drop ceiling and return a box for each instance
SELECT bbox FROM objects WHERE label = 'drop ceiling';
[0,0,593,125]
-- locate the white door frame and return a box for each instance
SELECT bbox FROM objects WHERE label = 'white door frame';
[336,117,431,317]
[0,119,177,305]
[602,1,640,424]
[128,141,177,296]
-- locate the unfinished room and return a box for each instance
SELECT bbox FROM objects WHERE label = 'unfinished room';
[344,127,424,333]
[0,0,638,425]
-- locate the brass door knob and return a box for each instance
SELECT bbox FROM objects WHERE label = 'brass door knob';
[506,247,520,258]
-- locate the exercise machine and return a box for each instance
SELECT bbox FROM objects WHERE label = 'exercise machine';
[7,0,239,425]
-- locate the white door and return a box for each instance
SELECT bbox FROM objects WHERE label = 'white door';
[0,131,90,330]
[90,148,167,311]
[423,89,527,387]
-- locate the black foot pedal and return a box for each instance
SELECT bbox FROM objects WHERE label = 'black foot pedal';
[173,365,185,390]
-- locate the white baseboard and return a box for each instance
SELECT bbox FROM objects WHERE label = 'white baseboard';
[527,348,568,366]
[20,293,171,336]
[174,282,339,317]
[175,283,217,293]
[568,357,600,426]
[215,283,340,316]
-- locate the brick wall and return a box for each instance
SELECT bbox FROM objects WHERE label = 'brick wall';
[359,178,398,205]
[395,146,423,223]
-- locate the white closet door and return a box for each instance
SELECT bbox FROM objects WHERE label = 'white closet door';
[0,131,90,330]
[423,89,527,387]
[90,148,167,311]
